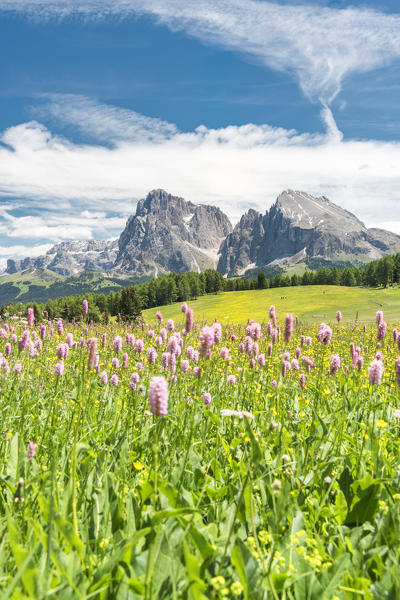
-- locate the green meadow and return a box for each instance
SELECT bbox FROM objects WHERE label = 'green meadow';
[143,285,400,325]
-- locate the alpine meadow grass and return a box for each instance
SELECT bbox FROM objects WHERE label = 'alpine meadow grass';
[0,299,400,598]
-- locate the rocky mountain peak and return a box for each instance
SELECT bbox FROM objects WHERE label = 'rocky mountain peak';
[218,189,400,276]
[114,189,232,276]
[271,189,365,232]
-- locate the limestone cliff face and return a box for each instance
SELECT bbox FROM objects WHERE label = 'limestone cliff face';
[6,240,118,276]
[217,190,400,276]
[217,209,264,276]
[114,189,232,276]
[6,188,400,280]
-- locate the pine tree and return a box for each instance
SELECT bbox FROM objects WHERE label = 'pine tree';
[119,286,142,321]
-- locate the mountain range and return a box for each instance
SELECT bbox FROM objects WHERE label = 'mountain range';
[5,188,400,280]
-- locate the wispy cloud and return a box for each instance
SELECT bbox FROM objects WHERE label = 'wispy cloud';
[3,0,400,118]
[35,94,178,144]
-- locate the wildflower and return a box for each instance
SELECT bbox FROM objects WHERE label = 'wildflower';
[156,310,163,323]
[376,310,384,324]
[317,323,332,345]
[336,310,342,322]
[169,353,176,373]
[13,363,22,373]
[27,307,34,327]
[135,339,144,353]
[272,380,278,388]
[369,359,383,385]
[5,343,11,357]
[113,336,122,352]
[220,347,230,360]
[271,479,281,494]
[227,374,236,385]
[199,325,215,356]
[377,321,387,341]
[246,321,261,340]
[284,313,294,343]
[299,373,306,388]
[112,357,119,369]
[329,354,341,375]
[203,392,212,405]
[167,319,174,331]
[221,408,254,418]
[136,361,143,371]
[87,337,97,371]
[395,357,400,388]
[185,308,194,333]
[302,356,315,372]
[27,441,37,460]
[181,302,188,313]
[147,347,157,364]
[83,299,88,315]
[57,319,64,335]
[291,358,299,370]
[149,376,168,417]
[110,374,119,386]
[213,322,222,343]
[282,360,290,377]
[324,476,332,485]
[193,366,201,378]
[18,330,29,352]
[258,354,265,366]
[100,371,108,385]
[122,352,129,368]
[54,361,64,377]
[181,359,189,373]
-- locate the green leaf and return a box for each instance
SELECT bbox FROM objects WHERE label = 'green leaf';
[345,478,380,525]
[231,538,261,600]
[339,466,353,508]
[152,507,200,523]
[7,433,19,481]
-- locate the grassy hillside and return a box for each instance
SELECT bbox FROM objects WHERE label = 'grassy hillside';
[0,269,145,304]
[143,285,400,324]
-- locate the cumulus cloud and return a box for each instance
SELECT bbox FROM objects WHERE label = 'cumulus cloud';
[3,0,400,113]
[0,243,54,273]
[1,94,400,271]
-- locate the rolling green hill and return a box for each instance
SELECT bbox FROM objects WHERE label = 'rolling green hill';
[143,285,400,324]
[0,269,145,305]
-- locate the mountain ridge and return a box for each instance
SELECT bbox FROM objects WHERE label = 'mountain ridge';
[4,188,400,282]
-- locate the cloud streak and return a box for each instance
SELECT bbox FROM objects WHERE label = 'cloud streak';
[3,0,400,110]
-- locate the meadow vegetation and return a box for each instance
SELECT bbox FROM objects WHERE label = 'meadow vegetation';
[0,298,399,598]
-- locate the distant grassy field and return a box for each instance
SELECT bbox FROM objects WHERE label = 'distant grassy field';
[143,285,400,324]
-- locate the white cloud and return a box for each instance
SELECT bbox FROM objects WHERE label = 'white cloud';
[36,94,178,144]
[0,243,54,273]
[3,0,400,112]
[1,96,400,254]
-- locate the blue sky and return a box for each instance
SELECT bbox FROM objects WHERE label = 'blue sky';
[1,0,400,271]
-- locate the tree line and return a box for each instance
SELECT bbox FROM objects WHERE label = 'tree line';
[2,253,400,322]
